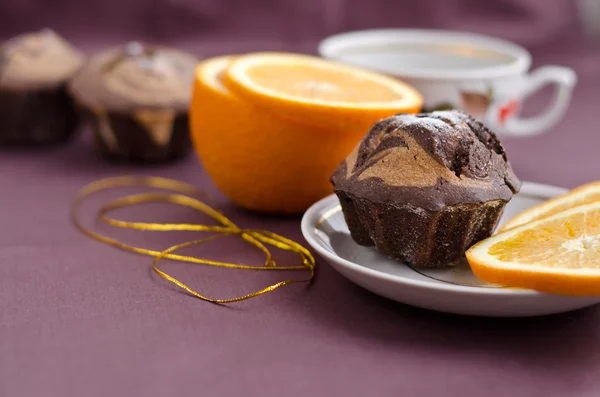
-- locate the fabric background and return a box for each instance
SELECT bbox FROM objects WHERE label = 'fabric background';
[1,1,600,396]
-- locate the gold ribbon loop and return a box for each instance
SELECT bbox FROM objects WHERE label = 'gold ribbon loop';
[71,176,315,303]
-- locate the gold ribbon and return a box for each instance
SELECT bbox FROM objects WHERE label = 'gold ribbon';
[71,176,316,303]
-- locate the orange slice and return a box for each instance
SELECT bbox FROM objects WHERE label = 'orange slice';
[467,201,600,296]
[223,52,423,133]
[500,181,600,232]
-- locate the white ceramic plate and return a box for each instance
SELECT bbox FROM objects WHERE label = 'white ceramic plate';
[301,182,600,317]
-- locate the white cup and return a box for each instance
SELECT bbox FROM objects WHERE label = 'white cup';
[318,29,577,137]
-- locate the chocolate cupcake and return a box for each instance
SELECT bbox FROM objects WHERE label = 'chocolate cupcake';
[331,110,521,268]
[0,29,84,146]
[68,42,198,163]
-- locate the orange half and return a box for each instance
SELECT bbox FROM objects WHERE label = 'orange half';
[190,55,373,213]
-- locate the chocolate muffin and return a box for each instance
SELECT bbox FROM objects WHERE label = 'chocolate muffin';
[68,42,198,163]
[330,110,521,267]
[0,29,84,146]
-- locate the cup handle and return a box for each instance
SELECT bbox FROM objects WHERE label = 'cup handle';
[486,66,577,137]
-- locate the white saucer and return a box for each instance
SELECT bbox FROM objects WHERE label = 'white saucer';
[301,182,600,317]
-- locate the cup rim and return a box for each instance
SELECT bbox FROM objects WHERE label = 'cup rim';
[318,28,532,80]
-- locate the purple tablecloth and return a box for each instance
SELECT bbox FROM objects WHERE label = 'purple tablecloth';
[2,1,600,396]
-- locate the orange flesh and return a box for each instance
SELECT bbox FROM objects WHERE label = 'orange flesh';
[531,192,600,223]
[245,64,405,103]
[489,209,600,268]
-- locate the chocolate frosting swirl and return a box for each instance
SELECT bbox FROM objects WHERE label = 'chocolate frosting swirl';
[68,42,198,111]
[331,110,521,211]
[0,29,84,90]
